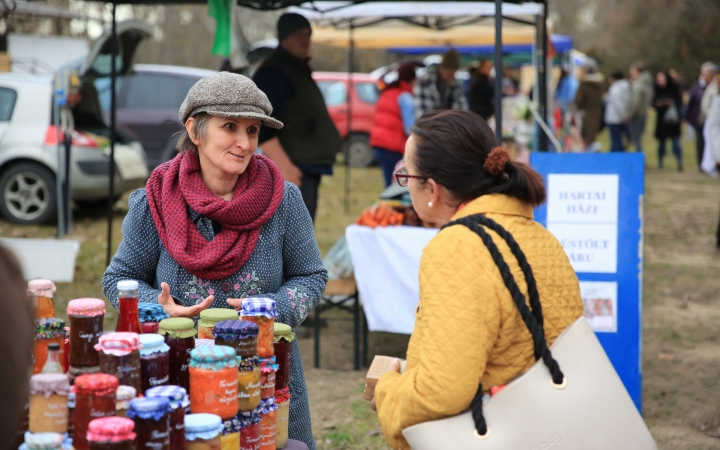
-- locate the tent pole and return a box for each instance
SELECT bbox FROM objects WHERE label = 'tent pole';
[344,22,354,214]
[106,0,117,267]
[537,3,549,151]
[493,0,502,144]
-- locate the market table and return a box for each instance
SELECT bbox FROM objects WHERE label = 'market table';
[345,224,438,335]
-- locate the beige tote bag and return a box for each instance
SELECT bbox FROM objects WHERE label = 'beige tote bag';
[402,215,657,450]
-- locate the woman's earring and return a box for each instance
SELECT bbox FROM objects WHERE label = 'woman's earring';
[428,201,433,208]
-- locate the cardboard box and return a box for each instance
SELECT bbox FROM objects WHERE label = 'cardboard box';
[366,355,407,389]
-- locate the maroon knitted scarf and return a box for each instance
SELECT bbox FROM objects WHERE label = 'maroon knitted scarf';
[145,151,284,280]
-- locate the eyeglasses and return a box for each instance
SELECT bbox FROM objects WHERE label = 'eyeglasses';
[394,167,427,187]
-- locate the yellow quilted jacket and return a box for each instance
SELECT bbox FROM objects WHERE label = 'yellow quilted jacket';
[375,194,584,450]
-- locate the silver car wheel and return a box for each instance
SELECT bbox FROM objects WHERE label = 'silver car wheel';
[4,171,50,221]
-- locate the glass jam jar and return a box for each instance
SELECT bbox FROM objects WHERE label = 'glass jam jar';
[115,280,141,334]
[189,345,238,419]
[185,413,224,450]
[138,334,170,392]
[28,279,56,319]
[237,357,261,413]
[240,299,276,358]
[138,303,169,334]
[87,416,136,450]
[214,320,259,358]
[273,323,294,390]
[34,318,66,374]
[157,318,196,391]
[29,373,69,434]
[258,357,278,400]
[221,416,242,450]
[67,389,75,438]
[239,410,261,450]
[146,385,190,450]
[115,386,136,418]
[73,373,119,450]
[198,309,239,339]
[258,398,278,450]
[67,298,106,371]
[13,403,29,449]
[127,397,171,450]
[20,431,65,450]
[274,388,291,449]
[95,332,142,393]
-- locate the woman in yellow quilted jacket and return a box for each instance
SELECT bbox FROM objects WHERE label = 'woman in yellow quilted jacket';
[372,110,585,449]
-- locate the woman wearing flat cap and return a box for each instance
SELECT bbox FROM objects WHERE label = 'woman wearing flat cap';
[103,71,326,449]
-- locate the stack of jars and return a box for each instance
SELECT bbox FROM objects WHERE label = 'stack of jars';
[138,302,169,334]
[73,373,119,450]
[157,317,197,391]
[95,333,142,393]
[67,298,106,379]
[146,385,190,449]
[273,324,294,449]
[214,320,261,413]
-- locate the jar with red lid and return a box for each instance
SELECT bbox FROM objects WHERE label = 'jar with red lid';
[272,324,294,390]
[240,299,276,358]
[146,385,190,449]
[95,332,142,393]
[258,357,278,400]
[257,398,278,450]
[158,318,196,391]
[239,409,261,450]
[138,303,169,334]
[274,388,291,449]
[67,298,106,371]
[189,345,238,419]
[34,319,66,374]
[138,334,170,392]
[28,279,56,319]
[87,416,136,450]
[73,373,119,450]
[127,397,171,450]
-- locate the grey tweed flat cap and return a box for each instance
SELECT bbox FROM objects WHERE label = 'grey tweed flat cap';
[179,71,283,129]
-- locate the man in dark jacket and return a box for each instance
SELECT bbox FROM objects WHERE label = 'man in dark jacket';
[253,13,340,222]
[687,62,715,169]
[574,60,605,150]
[469,59,495,120]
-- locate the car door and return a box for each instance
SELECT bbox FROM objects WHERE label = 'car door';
[117,72,186,169]
[316,79,349,139]
[0,87,17,142]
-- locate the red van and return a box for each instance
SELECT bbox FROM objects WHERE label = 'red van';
[312,72,379,167]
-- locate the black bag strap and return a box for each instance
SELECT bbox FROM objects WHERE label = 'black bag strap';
[440,214,564,436]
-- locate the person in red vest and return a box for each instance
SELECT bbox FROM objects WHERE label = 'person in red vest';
[370,63,418,186]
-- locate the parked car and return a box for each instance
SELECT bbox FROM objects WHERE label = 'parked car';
[313,72,379,167]
[95,64,216,170]
[0,23,151,225]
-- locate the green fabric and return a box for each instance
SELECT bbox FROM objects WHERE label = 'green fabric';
[258,49,341,165]
[208,0,231,57]
[200,308,238,322]
[273,323,295,342]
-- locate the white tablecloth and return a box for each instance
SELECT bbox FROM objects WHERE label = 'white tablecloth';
[345,224,438,334]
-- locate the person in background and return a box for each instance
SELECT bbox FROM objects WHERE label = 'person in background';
[702,94,720,248]
[555,67,579,117]
[604,70,632,152]
[687,62,715,169]
[502,68,519,97]
[414,49,468,118]
[370,110,584,449]
[574,60,604,150]
[253,13,340,222]
[370,63,418,187]
[653,71,684,170]
[627,62,654,153]
[469,59,495,120]
[0,245,34,446]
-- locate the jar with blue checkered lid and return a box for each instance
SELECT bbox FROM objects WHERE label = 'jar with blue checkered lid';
[214,320,259,359]
[189,345,239,419]
[240,298,277,357]
[146,385,190,449]
[127,397,171,450]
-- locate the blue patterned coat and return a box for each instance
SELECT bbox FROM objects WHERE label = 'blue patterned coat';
[102,183,327,450]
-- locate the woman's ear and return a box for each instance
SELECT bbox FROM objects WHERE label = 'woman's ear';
[185,118,199,145]
[426,178,440,204]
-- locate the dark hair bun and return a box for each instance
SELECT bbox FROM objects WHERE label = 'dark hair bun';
[484,147,511,175]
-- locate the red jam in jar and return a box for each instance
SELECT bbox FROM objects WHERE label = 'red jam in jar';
[158,318,197,392]
[138,334,170,393]
[87,416,136,450]
[146,385,190,450]
[67,298,106,370]
[96,333,142,393]
[127,397,171,450]
[115,280,141,334]
[74,373,119,450]
[138,302,169,335]
[273,323,294,390]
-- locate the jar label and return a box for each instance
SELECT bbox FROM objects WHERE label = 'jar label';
[78,331,103,343]
[149,375,169,386]
[90,409,111,418]
[117,364,137,374]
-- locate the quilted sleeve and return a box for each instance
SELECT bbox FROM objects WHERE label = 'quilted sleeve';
[374,232,501,450]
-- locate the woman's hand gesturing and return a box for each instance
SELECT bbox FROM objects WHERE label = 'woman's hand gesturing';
[158,282,214,318]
